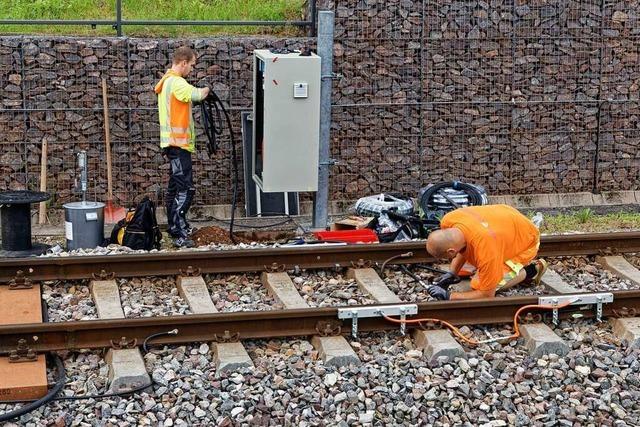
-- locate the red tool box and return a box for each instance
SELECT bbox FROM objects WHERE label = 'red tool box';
[313,229,379,244]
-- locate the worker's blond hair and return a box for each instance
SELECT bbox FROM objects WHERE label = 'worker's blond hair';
[172,46,196,64]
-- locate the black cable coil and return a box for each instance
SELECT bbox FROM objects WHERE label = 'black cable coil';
[418,181,488,221]
[199,89,239,243]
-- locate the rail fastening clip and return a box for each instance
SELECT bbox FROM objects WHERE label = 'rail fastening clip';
[538,292,614,325]
[338,304,418,338]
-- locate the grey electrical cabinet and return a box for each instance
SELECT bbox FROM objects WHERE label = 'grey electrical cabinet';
[252,49,321,192]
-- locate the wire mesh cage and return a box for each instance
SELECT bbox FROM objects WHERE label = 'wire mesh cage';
[2,0,640,209]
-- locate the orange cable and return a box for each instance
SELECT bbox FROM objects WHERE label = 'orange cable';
[383,300,575,346]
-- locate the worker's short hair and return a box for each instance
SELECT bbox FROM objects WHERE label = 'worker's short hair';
[172,46,196,64]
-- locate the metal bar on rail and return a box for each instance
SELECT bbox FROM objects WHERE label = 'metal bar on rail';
[0,20,311,26]
[0,20,116,25]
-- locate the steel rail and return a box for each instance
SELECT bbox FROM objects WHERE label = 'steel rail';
[1,290,639,354]
[1,232,639,283]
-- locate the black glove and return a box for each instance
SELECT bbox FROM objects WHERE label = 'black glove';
[433,272,460,290]
[428,285,450,301]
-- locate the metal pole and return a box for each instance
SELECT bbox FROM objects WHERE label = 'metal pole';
[312,11,334,230]
[308,0,317,37]
[592,0,606,194]
[115,0,122,36]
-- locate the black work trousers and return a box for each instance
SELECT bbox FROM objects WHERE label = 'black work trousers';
[164,147,195,238]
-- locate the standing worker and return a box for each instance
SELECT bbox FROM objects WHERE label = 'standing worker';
[425,204,547,300]
[155,46,210,248]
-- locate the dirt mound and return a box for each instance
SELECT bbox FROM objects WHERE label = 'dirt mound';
[191,226,250,246]
[191,226,297,246]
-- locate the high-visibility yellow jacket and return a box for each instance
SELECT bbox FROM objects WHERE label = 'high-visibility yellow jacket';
[154,70,206,153]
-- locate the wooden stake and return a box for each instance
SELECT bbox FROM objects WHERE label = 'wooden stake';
[38,137,48,225]
[102,78,114,201]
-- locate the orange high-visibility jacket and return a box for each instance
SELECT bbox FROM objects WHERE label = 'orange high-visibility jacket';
[154,70,206,153]
[440,205,540,291]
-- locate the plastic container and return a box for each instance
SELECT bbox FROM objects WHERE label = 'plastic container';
[64,201,105,250]
[313,229,379,244]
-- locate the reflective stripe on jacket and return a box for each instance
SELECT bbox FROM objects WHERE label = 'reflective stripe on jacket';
[154,70,205,153]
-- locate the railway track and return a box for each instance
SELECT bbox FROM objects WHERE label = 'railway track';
[2,232,640,350]
[2,291,640,354]
[2,232,640,423]
[2,231,640,282]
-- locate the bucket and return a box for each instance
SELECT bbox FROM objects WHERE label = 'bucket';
[63,201,105,250]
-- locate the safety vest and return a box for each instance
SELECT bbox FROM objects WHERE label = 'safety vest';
[154,70,205,153]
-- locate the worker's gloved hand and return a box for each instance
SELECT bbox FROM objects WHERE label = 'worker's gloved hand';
[433,272,460,290]
[428,285,450,301]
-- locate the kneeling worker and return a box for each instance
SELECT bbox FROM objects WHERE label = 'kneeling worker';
[425,204,547,301]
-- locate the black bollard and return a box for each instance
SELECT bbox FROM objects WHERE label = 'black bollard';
[0,191,50,257]
[1,202,31,251]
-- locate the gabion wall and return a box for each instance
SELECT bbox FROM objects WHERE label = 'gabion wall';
[1,0,639,208]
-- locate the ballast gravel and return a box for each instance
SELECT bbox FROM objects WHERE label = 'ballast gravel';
[118,277,192,317]
[42,280,97,321]
[549,256,636,291]
[383,265,548,302]
[2,318,639,426]
[383,267,435,302]
[38,241,277,258]
[290,270,377,307]
[205,273,281,312]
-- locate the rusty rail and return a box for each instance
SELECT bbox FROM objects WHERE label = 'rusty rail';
[1,232,639,283]
[1,290,639,354]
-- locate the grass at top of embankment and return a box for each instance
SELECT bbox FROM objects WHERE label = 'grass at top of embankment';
[535,208,640,234]
[0,0,306,36]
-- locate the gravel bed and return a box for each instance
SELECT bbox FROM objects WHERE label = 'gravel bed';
[383,265,549,301]
[38,241,275,258]
[42,280,97,321]
[119,277,191,317]
[0,350,110,425]
[549,256,637,291]
[4,320,639,426]
[498,282,549,297]
[291,270,376,307]
[33,235,65,248]
[205,273,282,312]
[383,267,434,302]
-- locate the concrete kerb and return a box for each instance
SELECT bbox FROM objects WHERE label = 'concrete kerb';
[602,191,637,205]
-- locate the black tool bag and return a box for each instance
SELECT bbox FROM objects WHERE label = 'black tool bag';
[109,197,162,251]
[373,209,441,243]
